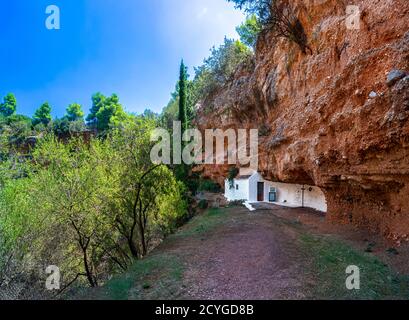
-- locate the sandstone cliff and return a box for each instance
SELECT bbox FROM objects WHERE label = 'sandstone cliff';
[196,0,409,243]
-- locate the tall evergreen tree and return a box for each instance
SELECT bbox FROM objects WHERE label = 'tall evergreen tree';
[32,102,52,126]
[0,93,17,117]
[174,61,192,186]
[66,103,85,122]
[86,92,106,124]
[178,60,188,133]
[95,93,126,131]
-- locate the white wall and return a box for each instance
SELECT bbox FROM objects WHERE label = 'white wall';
[248,173,260,202]
[224,178,249,201]
[224,171,327,213]
[303,185,327,212]
[263,180,327,212]
[249,172,327,212]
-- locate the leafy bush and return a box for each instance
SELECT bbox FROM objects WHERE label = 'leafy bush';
[227,167,239,189]
[236,14,262,48]
[198,179,222,193]
[193,38,253,100]
[0,118,188,292]
[228,0,310,54]
[228,0,274,25]
[52,117,71,136]
[0,114,32,150]
[198,199,209,210]
[53,118,87,137]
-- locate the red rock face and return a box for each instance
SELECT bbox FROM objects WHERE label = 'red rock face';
[195,0,409,243]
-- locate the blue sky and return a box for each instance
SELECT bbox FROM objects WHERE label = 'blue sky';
[0,0,244,117]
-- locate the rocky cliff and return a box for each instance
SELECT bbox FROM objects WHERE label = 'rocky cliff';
[195,0,409,243]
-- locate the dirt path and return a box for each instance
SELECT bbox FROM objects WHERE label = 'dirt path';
[90,205,409,300]
[155,208,318,300]
[180,209,309,300]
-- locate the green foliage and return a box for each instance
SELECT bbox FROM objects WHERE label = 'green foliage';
[159,97,179,130]
[159,38,252,125]
[175,207,225,238]
[159,80,197,131]
[178,60,188,132]
[141,109,158,120]
[68,119,88,133]
[32,102,52,126]
[86,93,127,132]
[96,94,127,131]
[11,136,116,286]
[236,14,262,48]
[227,0,273,25]
[86,92,106,124]
[300,234,409,299]
[52,117,87,136]
[198,199,209,210]
[0,114,32,154]
[0,117,187,291]
[84,208,228,300]
[193,38,253,99]
[93,254,184,300]
[198,179,222,193]
[227,167,239,189]
[107,119,188,258]
[66,103,85,122]
[52,117,70,135]
[161,38,252,130]
[229,0,310,54]
[0,93,17,117]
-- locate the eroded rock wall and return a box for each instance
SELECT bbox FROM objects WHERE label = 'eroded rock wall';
[196,0,409,242]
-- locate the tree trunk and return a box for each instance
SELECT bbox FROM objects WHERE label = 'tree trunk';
[128,238,139,258]
[82,247,96,287]
[139,215,147,257]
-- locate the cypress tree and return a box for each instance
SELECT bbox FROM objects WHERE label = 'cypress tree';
[178,60,188,133]
[175,60,190,184]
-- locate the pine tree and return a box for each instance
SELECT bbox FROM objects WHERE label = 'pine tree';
[66,103,85,121]
[86,92,106,124]
[0,93,17,117]
[32,102,52,126]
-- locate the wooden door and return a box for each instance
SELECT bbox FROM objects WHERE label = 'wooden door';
[257,182,264,202]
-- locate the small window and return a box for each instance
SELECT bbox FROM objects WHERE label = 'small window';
[236,184,239,190]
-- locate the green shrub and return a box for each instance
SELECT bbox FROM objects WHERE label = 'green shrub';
[236,14,262,48]
[198,199,209,209]
[193,38,253,100]
[227,167,239,189]
[198,179,222,193]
